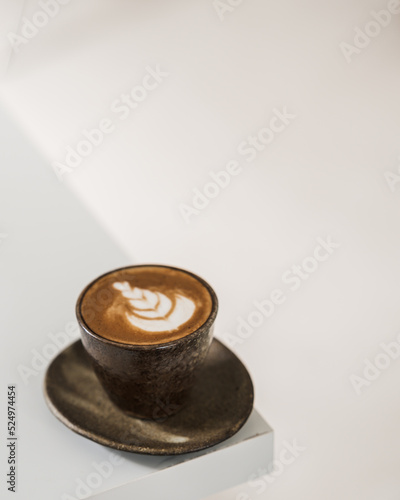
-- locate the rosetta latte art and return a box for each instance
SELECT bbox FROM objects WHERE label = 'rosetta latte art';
[112,281,196,333]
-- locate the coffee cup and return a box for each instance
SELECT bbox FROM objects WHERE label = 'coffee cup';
[76,264,218,419]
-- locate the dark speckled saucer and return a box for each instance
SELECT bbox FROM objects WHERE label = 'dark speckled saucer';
[44,339,254,455]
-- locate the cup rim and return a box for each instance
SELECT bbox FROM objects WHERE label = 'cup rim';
[75,264,218,350]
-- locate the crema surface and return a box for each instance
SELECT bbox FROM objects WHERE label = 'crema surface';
[80,266,213,344]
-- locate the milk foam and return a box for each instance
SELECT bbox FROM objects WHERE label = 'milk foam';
[113,281,196,333]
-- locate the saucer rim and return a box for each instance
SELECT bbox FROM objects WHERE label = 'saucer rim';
[43,338,254,456]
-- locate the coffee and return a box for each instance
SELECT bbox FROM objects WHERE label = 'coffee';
[79,265,213,345]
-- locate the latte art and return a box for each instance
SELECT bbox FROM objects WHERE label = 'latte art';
[112,281,196,333]
[80,265,214,345]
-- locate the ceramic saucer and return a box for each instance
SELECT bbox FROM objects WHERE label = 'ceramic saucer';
[44,339,254,455]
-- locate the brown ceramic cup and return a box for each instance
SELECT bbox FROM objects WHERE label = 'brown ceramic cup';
[76,265,218,420]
